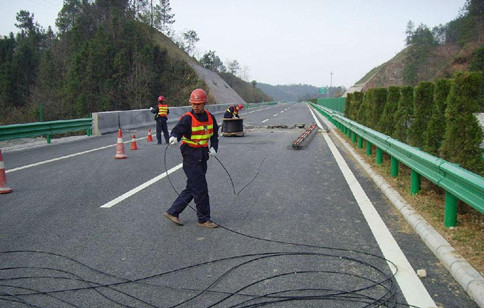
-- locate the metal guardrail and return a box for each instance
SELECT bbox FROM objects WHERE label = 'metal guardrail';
[0,119,92,144]
[311,103,484,227]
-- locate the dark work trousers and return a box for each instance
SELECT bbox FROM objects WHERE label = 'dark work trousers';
[156,117,169,144]
[166,159,211,223]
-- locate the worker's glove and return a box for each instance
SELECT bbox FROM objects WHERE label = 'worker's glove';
[150,107,154,111]
[209,147,217,157]
[169,136,178,146]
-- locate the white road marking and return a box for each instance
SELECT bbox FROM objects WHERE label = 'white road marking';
[273,114,278,117]
[100,163,183,208]
[6,137,147,173]
[262,119,269,123]
[308,105,436,308]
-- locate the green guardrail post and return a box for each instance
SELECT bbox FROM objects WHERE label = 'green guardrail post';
[444,191,458,227]
[46,134,51,144]
[366,141,372,156]
[352,131,356,144]
[376,148,383,165]
[346,128,351,138]
[390,156,399,177]
[357,135,363,148]
[410,170,421,195]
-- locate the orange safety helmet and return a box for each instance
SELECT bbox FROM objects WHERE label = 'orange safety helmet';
[189,89,207,104]
[237,104,243,110]
[158,96,165,102]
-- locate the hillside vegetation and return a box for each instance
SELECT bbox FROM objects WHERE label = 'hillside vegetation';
[0,0,265,126]
[256,83,345,102]
[218,73,271,103]
[357,0,483,112]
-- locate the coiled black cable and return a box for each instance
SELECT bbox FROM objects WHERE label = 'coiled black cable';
[0,142,418,308]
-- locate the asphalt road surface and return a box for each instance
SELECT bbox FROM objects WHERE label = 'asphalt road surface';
[0,102,478,307]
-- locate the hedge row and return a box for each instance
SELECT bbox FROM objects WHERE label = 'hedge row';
[345,71,483,175]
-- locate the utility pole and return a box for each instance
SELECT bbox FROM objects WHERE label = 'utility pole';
[329,71,333,98]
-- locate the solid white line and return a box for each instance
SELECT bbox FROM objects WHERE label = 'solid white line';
[6,144,115,173]
[308,106,436,308]
[262,119,269,123]
[100,163,183,208]
[6,137,148,174]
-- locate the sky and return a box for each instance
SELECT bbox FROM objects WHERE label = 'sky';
[0,0,467,89]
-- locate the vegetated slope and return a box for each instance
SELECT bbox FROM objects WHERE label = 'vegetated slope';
[359,42,481,91]
[151,31,246,105]
[353,0,483,104]
[218,73,271,103]
[256,83,346,102]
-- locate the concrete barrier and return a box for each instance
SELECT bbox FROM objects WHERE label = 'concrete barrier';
[92,104,232,135]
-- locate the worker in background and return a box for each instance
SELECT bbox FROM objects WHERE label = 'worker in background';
[224,104,243,118]
[164,88,220,228]
[150,96,169,144]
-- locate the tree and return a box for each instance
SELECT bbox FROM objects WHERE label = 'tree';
[393,86,414,142]
[154,0,175,35]
[423,79,451,156]
[182,30,199,56]
[199,50,225,72]
[226,59,241,75]
[378,86,400,135]
[408,81,434,148]
[56,0,84,35]
[440,71,484,175]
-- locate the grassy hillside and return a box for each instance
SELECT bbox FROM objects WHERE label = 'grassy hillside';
[358,0,483,103]
[256,83,346,102]
[218,73,271,103]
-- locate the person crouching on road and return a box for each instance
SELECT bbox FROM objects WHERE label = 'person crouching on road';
[224,104,243,118]
[150,95,170,144]
[164,88,220,228]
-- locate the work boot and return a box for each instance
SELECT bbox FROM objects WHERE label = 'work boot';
[197,221,218,228]
[164,212,183,226]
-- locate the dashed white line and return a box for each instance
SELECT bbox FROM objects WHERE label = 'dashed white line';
[100,163,183,208]
[262,119,269,123]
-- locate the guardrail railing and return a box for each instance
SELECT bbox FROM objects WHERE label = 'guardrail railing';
[0,119,92,144]
[310,103,484,227]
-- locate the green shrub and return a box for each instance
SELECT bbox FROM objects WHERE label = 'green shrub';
[423,79,451,155]
[409,81,434,148]
[440,71,484,175]
[378,86,400,135]
[393,86,414,142]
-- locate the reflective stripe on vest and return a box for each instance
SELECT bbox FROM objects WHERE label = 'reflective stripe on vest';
[181,111,214,148]
[226,106,238,116]
[158,104,168,116]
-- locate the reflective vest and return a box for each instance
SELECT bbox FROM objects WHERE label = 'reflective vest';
[158,104,168,117]
[226,105,238,117]
[181,111,214,148]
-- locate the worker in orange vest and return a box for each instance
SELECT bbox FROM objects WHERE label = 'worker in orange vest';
[150,95,170,144]
[224,104,243,118]
[164,89,220,228]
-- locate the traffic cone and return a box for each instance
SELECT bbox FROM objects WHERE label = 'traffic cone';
[147,128,153,142]
[114,129,127,159]
[130,134,138,150]
[0,149,12,194]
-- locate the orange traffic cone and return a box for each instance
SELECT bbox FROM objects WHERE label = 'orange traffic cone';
[114,129,127,159]
[0,149,12,194]
[130,134,138,150]
[147,128,153,142]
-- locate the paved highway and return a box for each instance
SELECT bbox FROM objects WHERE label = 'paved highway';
[0,102,478,307]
